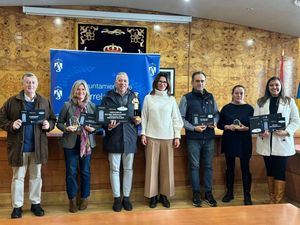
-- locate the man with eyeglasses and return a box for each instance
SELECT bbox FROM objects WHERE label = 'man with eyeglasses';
[179,71,219,207]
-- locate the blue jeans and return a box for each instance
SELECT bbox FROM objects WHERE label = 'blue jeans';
[186,139,215,193]
[64,137,91,200]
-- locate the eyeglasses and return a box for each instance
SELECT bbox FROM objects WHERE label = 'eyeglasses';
[195,80,205,83]
[158,80,167,84]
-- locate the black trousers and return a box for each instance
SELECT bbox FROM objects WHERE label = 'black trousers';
[225,155,252,193]
[263,155,288,181]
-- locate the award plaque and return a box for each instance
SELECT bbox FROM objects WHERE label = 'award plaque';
[79,112,101,127]
[193,113,214,126]
[233,119,242,128]
[20,109,45,125]
[268,113,286,132]
[96,106,129,124]
[249,113,285,134]
[69,116,80,131]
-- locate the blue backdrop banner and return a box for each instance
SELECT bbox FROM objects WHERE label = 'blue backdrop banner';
[50,49,160,116]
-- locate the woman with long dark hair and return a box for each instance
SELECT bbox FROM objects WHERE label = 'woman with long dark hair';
[141,72,183,208]
[254,76,300,204]
[217,85,254,205]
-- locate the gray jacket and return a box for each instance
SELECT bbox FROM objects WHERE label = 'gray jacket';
[57,101,96,149]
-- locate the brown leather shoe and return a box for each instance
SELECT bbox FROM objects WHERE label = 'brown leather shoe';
[69,198,78,213]
[78,198,88,210]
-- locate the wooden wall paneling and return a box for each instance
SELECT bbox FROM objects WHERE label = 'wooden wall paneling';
[286,153,300,202]
[0,136,268,193]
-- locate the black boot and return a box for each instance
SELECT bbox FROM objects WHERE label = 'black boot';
[159,194,170,208]
[149,196,158,208]
[222,191,234,203]
[244,193,253,205]
[222,169,234,203]
[243,173,253,205]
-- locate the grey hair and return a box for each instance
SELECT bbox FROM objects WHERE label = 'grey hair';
[115,72,129,82]
[69,80,91,103]
[22,72,38,83]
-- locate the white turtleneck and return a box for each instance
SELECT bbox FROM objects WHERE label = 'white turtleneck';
[141,89,183,139]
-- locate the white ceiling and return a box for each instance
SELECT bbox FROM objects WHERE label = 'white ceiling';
[1,0,300,37]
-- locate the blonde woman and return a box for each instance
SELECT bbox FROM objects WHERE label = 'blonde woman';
[57,80,96,213]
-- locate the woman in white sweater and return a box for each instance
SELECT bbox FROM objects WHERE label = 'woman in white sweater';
[141,72,183,208]
[254,76,300,204]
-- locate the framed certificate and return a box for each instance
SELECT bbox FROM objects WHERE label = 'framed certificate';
[249,113,285,134]
[20,109,45,125]
[96,106,129,124]
[193,113,214,126]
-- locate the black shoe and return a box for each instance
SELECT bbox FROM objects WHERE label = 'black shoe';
[222,191,234,203]
[192,192,202,207]
[244,193,253,205]
[11,207,22,219]
[31,204,45,216]
[204,192,217,207]
[159,194,170,208]
[149,196,158,208]
[122,197,133,211]
[112,197,122,212]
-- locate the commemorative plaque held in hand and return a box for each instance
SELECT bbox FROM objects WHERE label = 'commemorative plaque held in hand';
[193,113,214,126]
[69,116,80,131]
[96,106,129,124]
[79,112,101,128]
[233,119,242,128]
[249,113,285,134]
[21,109,45,125]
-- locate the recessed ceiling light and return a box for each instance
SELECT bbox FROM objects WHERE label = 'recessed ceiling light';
[154,24,161,32]
[245,39,255,47]
[53,17,63,26]
[184,0,190,2]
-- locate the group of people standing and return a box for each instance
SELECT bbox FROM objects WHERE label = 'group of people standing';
[0,71,299,219]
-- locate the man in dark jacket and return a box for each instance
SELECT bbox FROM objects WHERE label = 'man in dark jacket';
[0,72,56,219]
[101,72,141,212]
[179,71,219,207]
